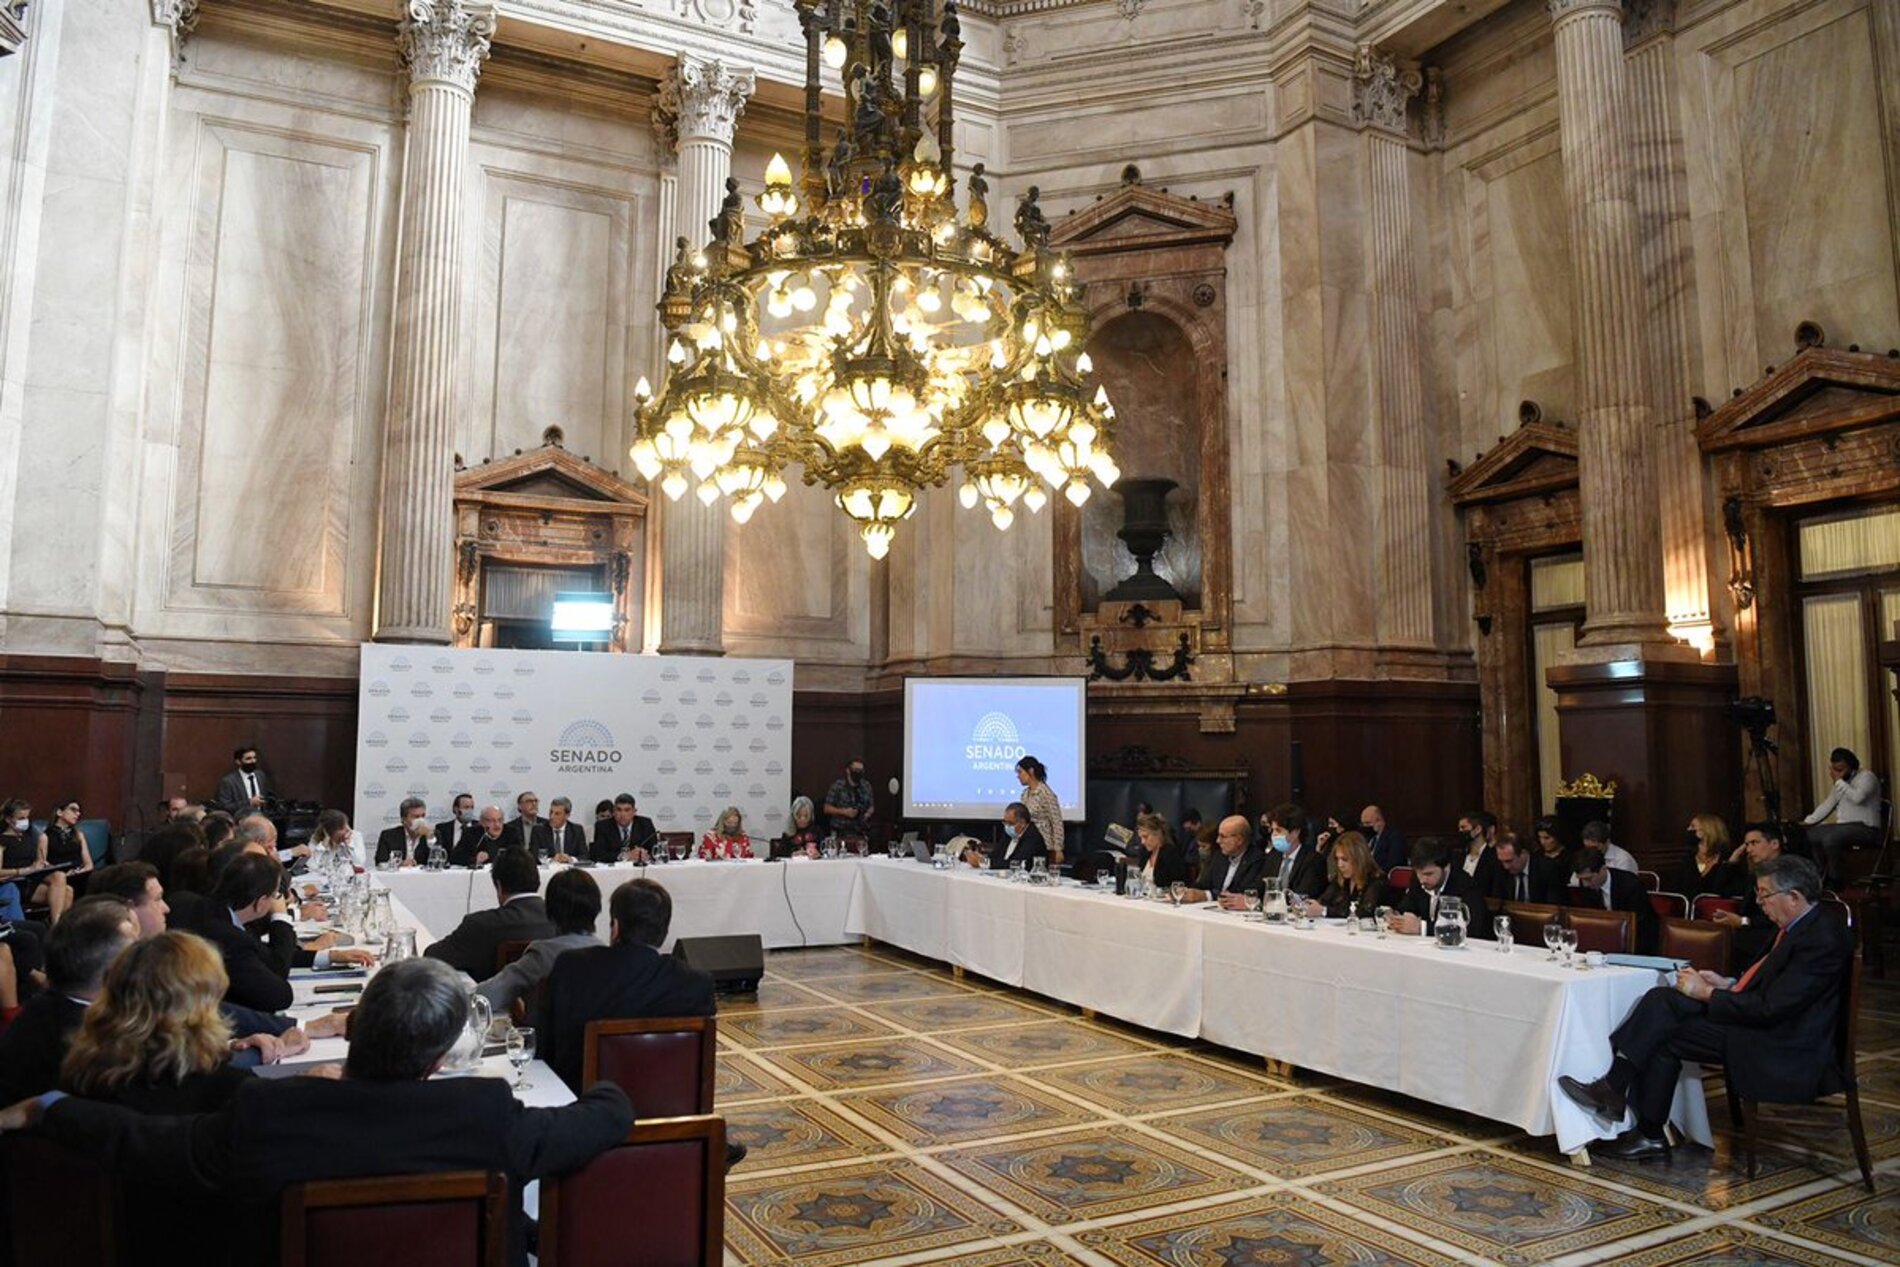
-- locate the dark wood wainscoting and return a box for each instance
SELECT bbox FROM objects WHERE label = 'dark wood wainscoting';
[0,655,144,821]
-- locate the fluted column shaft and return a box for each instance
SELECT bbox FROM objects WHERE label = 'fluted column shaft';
[1625,2,1712,641]
[654,56,753,656]
[1550,0,1671,651]
[1366,129,1434,648]
[374,1,493,644]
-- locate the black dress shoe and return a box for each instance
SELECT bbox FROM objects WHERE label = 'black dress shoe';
[1558,1074,1627,1122]
[1595,1130,1670,1162]
[725,1140,749,1171]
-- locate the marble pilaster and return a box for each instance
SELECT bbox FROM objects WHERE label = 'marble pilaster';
[1548,0,1673,653]
[374,0,494,645]
[1355,46,1435,651]
[1624,0,1715,647]
[653,54,753,656]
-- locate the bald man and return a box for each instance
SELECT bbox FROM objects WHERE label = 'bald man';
[452,806,506,868]
[1182,815,1267,907]
[1362,804,1407,874]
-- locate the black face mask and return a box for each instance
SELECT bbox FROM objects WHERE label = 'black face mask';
[848,770,863,783]
[240,761,259,773]
[1360,822,1377,835]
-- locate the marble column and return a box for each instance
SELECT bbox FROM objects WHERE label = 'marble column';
[1354,46,1435,652]
[374,0,494,645]
[1624,0,1715,648]
[1549,0,1673,653]
[652,55,754,656]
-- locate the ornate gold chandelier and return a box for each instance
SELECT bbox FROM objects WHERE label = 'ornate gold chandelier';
[630,0,1120,558]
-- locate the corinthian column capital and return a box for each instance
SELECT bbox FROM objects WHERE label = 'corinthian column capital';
[1547,0,1623,22]
[1351,44,1422,138]
[653,54,756,151]
[398,0,496,94]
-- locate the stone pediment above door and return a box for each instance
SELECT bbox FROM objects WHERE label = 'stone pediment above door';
[455,430,649,513]
[1049,169,1237,259]
[1447,405,1579,508]
[1695,326,1900,454]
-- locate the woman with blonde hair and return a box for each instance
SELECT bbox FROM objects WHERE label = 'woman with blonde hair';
[1303,830,1389,919]
[699,805,754,860]
[1674,812,1743,897]
[61,930,254,1114]
[1134,812,1191,888]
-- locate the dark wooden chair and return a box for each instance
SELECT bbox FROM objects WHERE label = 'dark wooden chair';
[582,1016,717,1117]
[280,1171,508,1267]
[1649,891,1689,919]
[6,1133,120,1266]
[495,939,534,1023]
[1723,953,1873,1192]
[1564,907,1636,954]
[1691,893,1742,921]
[1657,916,1731,975]
[540,1116,726,1267]
[1502,901,1563,948]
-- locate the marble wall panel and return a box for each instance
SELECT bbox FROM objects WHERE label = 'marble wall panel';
[169,123,377,610]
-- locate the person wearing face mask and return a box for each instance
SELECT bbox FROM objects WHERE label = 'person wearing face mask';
[1455,810,1503,897]
[1262,803,1327,900]
[212,746,272,817]
[961,803,1046,870]
[375,798,435,867]
[435,792,476,863]
[822,759,875,835]
[1360,804,1408,875]
[1,798,73,924]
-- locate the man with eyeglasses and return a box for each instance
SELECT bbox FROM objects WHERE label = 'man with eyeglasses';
[1558,855,1852,1161]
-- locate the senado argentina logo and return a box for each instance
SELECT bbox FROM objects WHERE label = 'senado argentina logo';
[551,719,621,774]
[967,712,1026,770]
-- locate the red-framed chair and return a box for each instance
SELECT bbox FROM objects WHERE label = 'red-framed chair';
[1636,870,1661,893]
[539,1116,726,1267]
[582,1016,717,1117]
[280,1171,508,1267]
[1691,894,1742,921]
[1649,890,1689,919]
[1387,866,1413,892]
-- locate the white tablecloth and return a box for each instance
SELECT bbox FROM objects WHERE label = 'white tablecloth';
[844,857,1711,1153]
[376,858,860,950]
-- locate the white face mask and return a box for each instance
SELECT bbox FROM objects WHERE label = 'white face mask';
[9,817,27,833]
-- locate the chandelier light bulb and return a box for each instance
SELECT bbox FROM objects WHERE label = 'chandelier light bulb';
[731,495,759,524]
[764,472,787,501]
[792,284,818,312]
[917,66,938,96]
[696,480,720,505]
[862,522,895,560]
[1076,352,1093,374]
[1024,485,1048,513]
[892,26,908,59]
[634,376,653,401]
[1066,479,1091,506]
[667,339,686,365]
[661,471,689,500]
[991,505,1014,531]
[823,34,847,67]
[958,481,979,509]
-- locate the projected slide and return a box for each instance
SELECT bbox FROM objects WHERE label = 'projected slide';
[903,677,1086,819]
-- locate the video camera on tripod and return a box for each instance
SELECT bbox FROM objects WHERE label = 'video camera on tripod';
[1727,695,1782,822]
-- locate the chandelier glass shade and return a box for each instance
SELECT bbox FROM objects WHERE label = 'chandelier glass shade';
[631,0,1120,558]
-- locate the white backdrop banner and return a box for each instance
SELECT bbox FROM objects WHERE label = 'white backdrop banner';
[353,645,794,836]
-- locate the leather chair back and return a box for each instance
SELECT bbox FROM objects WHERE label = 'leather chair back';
[1387,866,1414,893]
[280,1172,507,1267]
[1649,891,1689,919]
[1564,907,1635,954]
[1658,917,1731,975]
[1692,894,1742,920]
[6,1134,118,1266]
[1636,870,1661,892]
[496,939,532,973]
[1501,901,1562,948]
[583,1016,717,1117]
[539,1116,725,1267]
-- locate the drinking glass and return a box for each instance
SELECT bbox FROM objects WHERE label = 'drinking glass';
[1243,891,1262,920]
[1009,859,1025,883]
[1493,915,1513,952]
[1374,905,1392,939]
[1558,926,1579,968]
[1346,900,1359,935]
[383,928,417,963]
[1168,881,1185,907]
[507,1026,535,1091]
[1543,921,1563,961]
[1031,857,1049,885]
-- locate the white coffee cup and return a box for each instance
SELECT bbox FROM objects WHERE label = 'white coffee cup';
[1584,950,1605,968]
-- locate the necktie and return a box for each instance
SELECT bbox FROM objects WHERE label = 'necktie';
[622,825,630,847]
[1515,873,1528,903]
[245,773,257,798]
[1732,926,1787,992]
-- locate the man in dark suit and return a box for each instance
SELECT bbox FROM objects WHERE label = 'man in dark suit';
[960,802,1047,870]
[540,876,716,1093]
[1387,836,1493,939]
[1184,816,1268,907]
[424,847,553,979]
[1560,855,1852,1161]
[1490,830,1567,906]
[433,792,476,864]
[1455,810,1503,900]
[1263,803,1328,899]
[452,804,509,869]
[211,745,272,817]
[374,796,435,867]
[1710,822,1787,963]
[591,793,659,864]
[0,899,137,1101]
[501,791,544,856]
[164,852,297,1012]
[1361,804,1408,875]
[541,797,584,863]
[1570,846,1660,954]
[0,957,633,1267]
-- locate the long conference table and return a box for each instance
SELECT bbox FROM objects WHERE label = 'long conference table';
[376,856,1710,1156]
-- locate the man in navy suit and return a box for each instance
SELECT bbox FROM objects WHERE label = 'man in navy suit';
[1361,804,1408,875]
[1560,855,1853,1161]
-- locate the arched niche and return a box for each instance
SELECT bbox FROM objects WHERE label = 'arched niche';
[1080,311,1203,610]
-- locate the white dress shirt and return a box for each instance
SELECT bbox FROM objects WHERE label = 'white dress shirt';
[1805,767,1882,828]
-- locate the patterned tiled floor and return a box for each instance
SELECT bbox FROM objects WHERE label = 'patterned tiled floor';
[716,945,1900,1267]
